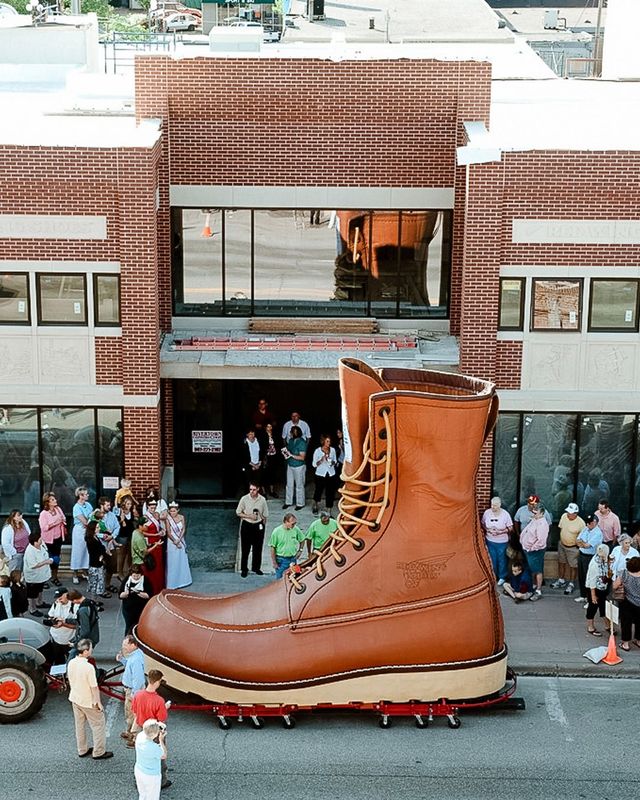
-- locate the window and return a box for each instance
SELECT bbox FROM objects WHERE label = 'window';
[173,207,451,318]
[531,279,582,331]
[0,407,38,514]
[588,279,639,331]
[0,406,124,517]
[492,412,640,529]
[498,278,525,330]
[0,273,30,324]
[94,275,121,326]
[37,274,87,325]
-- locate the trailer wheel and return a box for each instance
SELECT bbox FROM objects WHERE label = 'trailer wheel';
[0,652,48,724]
[216,716,231,730]
[414,715,428,729]
[282,715,296,729]
[378,715,392,729]
[447,715,461,729]
[250,716,265,729]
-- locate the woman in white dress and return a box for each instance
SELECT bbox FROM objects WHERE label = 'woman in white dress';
[165,501,192,589]
[70,486,92,584]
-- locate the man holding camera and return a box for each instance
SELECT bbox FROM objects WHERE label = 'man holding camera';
[46,586,78,664]
[235,482,268,578]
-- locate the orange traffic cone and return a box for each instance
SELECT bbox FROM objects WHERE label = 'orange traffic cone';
[201,212,213,238]
[602,632,623,665]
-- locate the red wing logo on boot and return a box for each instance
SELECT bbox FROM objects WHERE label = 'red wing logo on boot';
[396,553,454,589]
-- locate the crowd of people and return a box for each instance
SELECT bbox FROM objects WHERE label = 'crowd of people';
[0,480,192,631]
[481,493,640,649]
[241,399,345,515]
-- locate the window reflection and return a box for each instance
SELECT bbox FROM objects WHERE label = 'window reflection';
[493,412,640,528]
[224,209,252,315]
[41,408,97,511]
[175,208,451,318]
[254,210,351,315]
[578,415,633,518]
[0,407,123,518]
[492,413,520,512]
[181,208,222,307]
[0,408,38,515]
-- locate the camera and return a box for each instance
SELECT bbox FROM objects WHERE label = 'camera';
[157,721,167,731]
[42,617,55,627]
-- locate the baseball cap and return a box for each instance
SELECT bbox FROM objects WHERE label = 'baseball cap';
[54,586,68,599]
[527,495,539,504]
[585,513,598,524]
[565,503,579,514]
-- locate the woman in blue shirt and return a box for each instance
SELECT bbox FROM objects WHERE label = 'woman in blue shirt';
[70,486,92,585]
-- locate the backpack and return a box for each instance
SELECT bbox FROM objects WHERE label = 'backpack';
[75,599,100,646]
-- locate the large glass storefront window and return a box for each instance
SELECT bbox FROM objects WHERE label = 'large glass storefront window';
[0,407,123,518]
[493,412,640,532]
[173,208,451,318]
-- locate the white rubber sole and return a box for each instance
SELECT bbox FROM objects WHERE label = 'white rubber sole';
[143,651,508,706]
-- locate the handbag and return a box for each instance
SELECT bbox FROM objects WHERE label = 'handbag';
[143,553,156,571]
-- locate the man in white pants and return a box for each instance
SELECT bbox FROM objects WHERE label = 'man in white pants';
[135,718,167,800]
[282,425,307,511]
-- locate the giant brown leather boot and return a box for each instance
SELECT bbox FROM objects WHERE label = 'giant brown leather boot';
[135,358,507,704]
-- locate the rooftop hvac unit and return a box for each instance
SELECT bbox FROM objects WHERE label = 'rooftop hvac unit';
[544,9,558,29]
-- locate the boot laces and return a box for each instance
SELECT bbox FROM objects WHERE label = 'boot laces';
[289,408,392,591]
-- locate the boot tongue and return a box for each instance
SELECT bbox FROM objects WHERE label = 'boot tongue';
[339,358,389,472]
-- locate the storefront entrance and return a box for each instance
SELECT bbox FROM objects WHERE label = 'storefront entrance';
[173,378,341,500]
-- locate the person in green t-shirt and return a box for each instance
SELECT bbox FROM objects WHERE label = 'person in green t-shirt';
[269,514,305,579]
[306,510,338,557]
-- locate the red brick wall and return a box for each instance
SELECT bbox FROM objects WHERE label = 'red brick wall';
[136,57,491,188]
[459,160,502,380]
[501,151,640,267]
[495,341,523,390]
[123,406,162,496]
[95,337,122,384]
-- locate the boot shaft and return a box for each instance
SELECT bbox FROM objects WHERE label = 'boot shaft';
[290,360,501,635]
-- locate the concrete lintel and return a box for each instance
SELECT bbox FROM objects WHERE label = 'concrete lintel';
[498,388,640,414]
[0,386,159,407]
[169,185,455,210]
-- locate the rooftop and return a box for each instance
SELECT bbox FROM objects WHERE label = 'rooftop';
[467,79,640,155]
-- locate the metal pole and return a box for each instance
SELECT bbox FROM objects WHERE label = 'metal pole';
[593,0,604,77]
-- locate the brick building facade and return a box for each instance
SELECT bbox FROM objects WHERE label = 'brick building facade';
[2,47,640,530]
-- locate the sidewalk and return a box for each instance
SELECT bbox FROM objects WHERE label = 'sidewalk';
[91,497,638,680]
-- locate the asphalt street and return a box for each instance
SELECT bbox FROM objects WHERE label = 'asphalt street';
[4,676,638,800]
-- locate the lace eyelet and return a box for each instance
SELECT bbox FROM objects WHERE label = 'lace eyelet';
[294,583,307,595]
[378,429,387,440]
[352,537,365,551]
[378,406,391,417]
[369,522,380,532]
[334,553,346,567]
[315,570,326,582]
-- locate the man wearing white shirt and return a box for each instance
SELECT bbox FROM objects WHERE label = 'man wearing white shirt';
[282,412,311,443]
